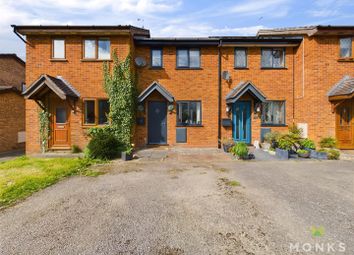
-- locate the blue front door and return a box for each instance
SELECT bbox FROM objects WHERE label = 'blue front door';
[148,101,167,144]
[233,101,251,144]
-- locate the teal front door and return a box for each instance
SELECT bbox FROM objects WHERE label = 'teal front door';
[233,101,251,144]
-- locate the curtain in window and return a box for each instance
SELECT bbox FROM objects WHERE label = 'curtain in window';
[340,38,352,58]
[261,49,272,67]
[262,101,285,125]
[235,49,246,67]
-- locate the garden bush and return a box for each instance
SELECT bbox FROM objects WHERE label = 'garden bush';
[277,135,293,151]
[264,131,281,148]
[320,137,336,149]
[230,142,249,159]
[326,149,340,160]
[300,138,316,150]
[86,129,123,160]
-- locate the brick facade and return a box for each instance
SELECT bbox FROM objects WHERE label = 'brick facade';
[18,25,354,153]
[0,54,25,153]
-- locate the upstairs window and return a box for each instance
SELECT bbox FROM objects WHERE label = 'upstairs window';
[262,101,285,125]
[83,99,110,125]
[261,48,285,68]
[340,37,352,58]
[177,48,200,68]
[177,101,202,126]
[84,39,111,60]
[151,48,163,68]
[52,39,65,59]
[235,48,247,68]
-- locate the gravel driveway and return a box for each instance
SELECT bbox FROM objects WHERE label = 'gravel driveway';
[0,148,353,254]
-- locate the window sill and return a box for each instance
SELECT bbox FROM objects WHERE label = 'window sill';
[261,67,287,70]
[50,59,68,62]
[234,67,249,70]
[80,59,112,62]
[175,67,203,70]
[82,124,109,128]
[261,124,288,127]
[176,125,203,127]
[338,58,354,62]
[149,67,164,70]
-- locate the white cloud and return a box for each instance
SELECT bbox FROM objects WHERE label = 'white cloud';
[156,24,265,37]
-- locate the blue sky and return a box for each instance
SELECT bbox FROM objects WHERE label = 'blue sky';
[1,0,354,60]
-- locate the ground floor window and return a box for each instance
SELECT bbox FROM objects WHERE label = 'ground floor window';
[262,101,285,125]
[83,98,109,125]
[176,101,202,126]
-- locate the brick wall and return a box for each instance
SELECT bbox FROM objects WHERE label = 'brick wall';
[0,91,25,153]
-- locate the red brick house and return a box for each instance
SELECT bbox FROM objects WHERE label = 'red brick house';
[0,54,25,154]
[13,25,354,153]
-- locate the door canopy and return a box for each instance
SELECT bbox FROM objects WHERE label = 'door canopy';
[137,81,174,103]
[328,75,354,101]
[23,74,80,100]
[225,81,266,104]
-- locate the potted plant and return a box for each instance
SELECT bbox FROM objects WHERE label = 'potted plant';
[230,142,249,160]
[221,138,235,153]
[297,149,310,158]
[276,135,292,160]
[315,149,328,160]
[263,131,280,151]
[121,144,134,161]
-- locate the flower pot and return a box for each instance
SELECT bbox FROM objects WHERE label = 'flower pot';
[310,149,317,158]
[298,151,310,158]
[316,151,328,160]
[121,151,133,161]
[276,148,289,160]
[222,143,233,153]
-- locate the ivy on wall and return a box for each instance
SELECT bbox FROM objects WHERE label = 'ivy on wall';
[38,109,51,153]
[103,51,136,149]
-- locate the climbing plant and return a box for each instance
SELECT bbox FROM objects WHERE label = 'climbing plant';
[38,109,51,153]
[103,51,136,149]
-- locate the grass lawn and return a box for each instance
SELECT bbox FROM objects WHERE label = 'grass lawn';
[0,156,99,208]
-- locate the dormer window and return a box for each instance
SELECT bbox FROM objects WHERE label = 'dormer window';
[52,39,65,59]
[340,37,352,58]
[84,39,111,60]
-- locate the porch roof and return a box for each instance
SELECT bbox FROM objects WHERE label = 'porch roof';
[328,75,354,100]
[225,81,266,104]
[23,74,80,100]
[137,81,174,103]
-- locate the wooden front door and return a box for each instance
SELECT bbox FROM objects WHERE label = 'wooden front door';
[336,99,354,149]
[50,99,71,149]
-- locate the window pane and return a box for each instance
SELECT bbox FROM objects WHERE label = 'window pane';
[98,39,110,59]
[84,100,95,124]
[261,49,272,67]
[151,49,162,67]
[53,39,65,59]
[56,107,66,123]
[189,49,200,68]
[235,49,247,67]
[84,40,96,59]
[177,49,188,67]
[272,48,284,67]
[262,101,285,125]
[98,100,109,124]
[177,102,189,124]
[340,38,352,58]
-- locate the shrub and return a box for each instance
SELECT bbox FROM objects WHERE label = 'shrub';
[326,149,340,160]
[71,145,82,153]
[297,149,308,154]
[86,130,122,160]
[300,138,316,150]
[230,142,249,159]
[277,135,293,151]
[289,124,303,136]
[264,131,281,144]
[320,137,336,149]
[221,137,235,146]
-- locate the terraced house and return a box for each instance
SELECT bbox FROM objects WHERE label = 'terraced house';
[13,25,354,153]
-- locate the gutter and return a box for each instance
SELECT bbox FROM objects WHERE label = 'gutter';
[11,25,30,45]
[217,39,222,148]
